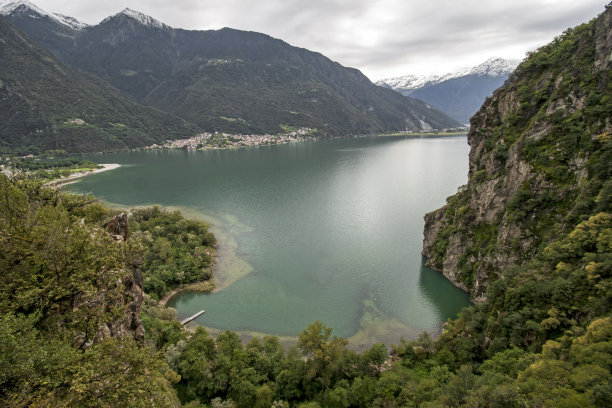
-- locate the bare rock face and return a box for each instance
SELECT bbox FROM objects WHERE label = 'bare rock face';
[94,267,145,345]
[103,212,130,241]
[422,6,612,302]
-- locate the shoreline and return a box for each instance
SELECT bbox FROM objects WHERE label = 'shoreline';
[157,275,217,308]
[45,163,120,188]
[73,200,236,311]
[376,131,468,137]
[145,128,314,151]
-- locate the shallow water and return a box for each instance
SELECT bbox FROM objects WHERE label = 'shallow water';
[67,135,471,346]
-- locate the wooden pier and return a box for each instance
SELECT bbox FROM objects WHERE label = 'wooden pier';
[180,310,205,325]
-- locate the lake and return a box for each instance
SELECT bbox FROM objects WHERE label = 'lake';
[66,135,471,348]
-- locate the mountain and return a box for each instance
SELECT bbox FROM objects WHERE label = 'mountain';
[0,0,88,29]
[0,0,87,59]
[3,4,461,136]
[0,15,200,153]
[378,58,517,124]
[422,7,611,303]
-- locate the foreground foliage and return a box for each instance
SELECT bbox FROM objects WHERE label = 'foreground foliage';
[0,176,180,407]
[139,314,610,408]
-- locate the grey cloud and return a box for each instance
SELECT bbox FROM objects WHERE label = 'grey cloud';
[34,0,608,79]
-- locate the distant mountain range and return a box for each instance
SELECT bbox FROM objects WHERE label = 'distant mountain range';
[0,1,461,153]
[377,58,518,124]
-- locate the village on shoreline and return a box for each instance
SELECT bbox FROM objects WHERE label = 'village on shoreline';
[0,126,468,187]
[145,127,315,150]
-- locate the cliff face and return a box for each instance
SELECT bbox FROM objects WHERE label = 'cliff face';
[422,6,612,302]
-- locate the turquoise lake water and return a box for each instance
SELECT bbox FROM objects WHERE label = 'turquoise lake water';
[67,135,471,347]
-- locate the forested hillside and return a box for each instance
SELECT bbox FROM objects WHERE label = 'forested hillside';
[422,2,612,303]
[0,16,200,154]
[0,176,181,406]
[3,4,460,140]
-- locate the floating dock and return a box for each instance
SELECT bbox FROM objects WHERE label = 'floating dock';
[180,310,205,325]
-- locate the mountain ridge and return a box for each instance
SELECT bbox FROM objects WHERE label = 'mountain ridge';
[377,57,517,95]
[103,7,169,29]
[0,15,200,153]
[2,1,461,139]
[0,0,88,30]
[378,58,518,123]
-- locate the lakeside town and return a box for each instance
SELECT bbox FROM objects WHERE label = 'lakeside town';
[145,127,316,150]
[0,126,468,183]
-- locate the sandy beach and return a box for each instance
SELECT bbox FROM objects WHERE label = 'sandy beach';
[45,163,120,188]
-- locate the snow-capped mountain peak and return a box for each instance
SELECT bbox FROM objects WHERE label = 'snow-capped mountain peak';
[119,8,167,29]
[1,0,47,17]
[469,57,517,77]
[0,0,88,30]
[376,57,518,93]
[52,13,89,30]
[376,72,459,92]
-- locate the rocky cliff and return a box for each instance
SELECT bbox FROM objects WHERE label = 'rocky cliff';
[422,5,612,303]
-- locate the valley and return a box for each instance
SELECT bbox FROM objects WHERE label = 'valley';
[0,1,610,407]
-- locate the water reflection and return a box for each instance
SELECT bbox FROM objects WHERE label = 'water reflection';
[418,256,472,326]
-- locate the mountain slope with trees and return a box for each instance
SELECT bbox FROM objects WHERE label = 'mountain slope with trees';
[0,16,200,154]
[3,4,460,138]
[422,3,612,303]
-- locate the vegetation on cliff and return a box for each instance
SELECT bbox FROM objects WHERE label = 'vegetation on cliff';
[423,4,612,302]
[0,175,180,407]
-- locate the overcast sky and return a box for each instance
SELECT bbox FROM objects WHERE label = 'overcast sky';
[32,0,608,80]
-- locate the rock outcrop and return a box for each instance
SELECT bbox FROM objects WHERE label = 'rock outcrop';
[422,5,612,303]
[103,211,130,241]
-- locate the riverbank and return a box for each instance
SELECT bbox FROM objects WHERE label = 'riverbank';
[45,163,120,188]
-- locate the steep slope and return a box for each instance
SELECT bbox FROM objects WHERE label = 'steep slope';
[379,58,517,123]
[6,5,460,136]
[0,16,199,153]
[422,7,612,303]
